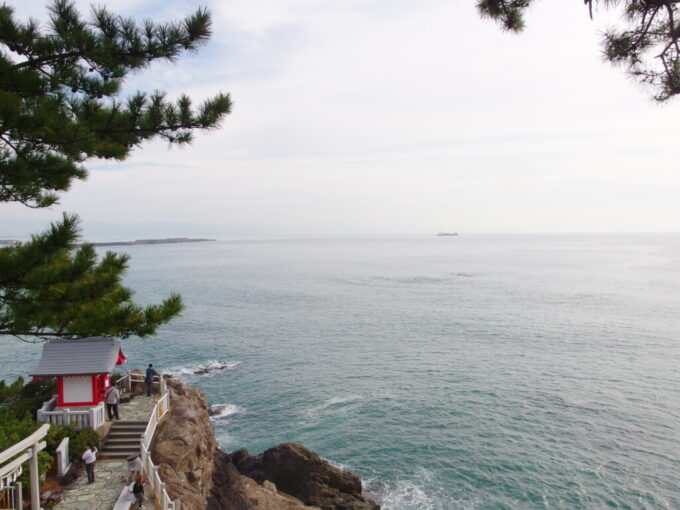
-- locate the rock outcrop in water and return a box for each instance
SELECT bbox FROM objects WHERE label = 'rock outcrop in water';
[151,377,379,510]
[231,443,380,510]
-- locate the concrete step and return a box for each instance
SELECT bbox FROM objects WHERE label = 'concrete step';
[108,432,143,439]
[109,427,146,433]
[110,421,147,428]
[101,419,148,460]
[101,445,140,452]
[98,451,135,460]
[105,438,140,446]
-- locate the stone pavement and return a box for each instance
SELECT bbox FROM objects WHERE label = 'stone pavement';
[116,395,157,422]
[53,460,158,510]
[54,396,159,510]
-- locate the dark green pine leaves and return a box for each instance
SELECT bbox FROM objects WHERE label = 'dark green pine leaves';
[0,214,184,341]
[0,0,231,208]
[0,0,230,341]
[477,0,680,102]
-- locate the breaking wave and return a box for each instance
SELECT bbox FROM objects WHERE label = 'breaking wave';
[370,468,469,510]
[210,403,246,422]
[166,359,241,378]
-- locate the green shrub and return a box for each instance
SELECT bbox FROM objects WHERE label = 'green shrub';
[0,376,56,419]
[0,377,26,402]
[0,407,37,449]
[0,376,101,490]
[46,423,100,462]
[0,407,53,489]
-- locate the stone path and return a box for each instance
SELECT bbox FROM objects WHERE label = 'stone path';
[54,460,158,510]
[117,395,157,422]
[54,396,159,510]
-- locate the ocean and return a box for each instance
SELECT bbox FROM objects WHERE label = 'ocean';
[2,234,679,509]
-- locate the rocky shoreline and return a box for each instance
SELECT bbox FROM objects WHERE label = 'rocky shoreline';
[151,377,380,510]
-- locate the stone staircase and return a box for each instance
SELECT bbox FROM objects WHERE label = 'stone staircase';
[99,421,147,460]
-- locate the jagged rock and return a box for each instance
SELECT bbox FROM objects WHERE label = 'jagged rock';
[151,377,217,509]
[208,404,229,416]
[209,449,314,510]
[193,362,232,375]
[152,378,341,510]
[232,443,380,510]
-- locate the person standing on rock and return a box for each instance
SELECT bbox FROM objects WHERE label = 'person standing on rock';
[105,383,120,420]
[82,443,98,483]
[145,364,158,397]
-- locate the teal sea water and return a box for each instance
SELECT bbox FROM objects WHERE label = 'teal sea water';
[2,235,679,509]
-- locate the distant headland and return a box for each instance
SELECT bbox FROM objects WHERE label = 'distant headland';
[90,237,216,247]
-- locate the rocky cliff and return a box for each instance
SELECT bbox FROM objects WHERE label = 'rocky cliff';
[151,378,380,510]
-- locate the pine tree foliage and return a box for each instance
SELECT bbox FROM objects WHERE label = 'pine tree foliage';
[0,0,232,208]
[0,213,183,341]
[477,0,680,101]
[0,1,231,341]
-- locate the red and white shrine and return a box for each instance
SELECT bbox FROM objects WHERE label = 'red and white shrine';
[32,337,126,407]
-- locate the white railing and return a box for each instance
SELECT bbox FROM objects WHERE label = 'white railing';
[117,372,132,393]
[37,401,106,430]
[137,373,177,510]
[56,437,70,477]
[119,370,165,396]
[38,395,57,413]
[0,424,49,510]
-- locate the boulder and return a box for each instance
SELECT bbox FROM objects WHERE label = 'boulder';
[152,378,339,510]
[232,443,380,510]
[209,449,314,510]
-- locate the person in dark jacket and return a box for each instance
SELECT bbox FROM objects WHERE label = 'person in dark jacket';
[145,364,157,397]
[132,473,146,508]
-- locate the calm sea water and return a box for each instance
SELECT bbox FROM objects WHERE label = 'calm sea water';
[2,235,679,509]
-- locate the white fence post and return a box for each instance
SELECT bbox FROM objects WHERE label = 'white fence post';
[14,482,22,510]
[56,437,70,477]
[29,444,40,510]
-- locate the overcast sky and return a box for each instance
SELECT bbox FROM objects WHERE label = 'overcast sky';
[3,0,679,238]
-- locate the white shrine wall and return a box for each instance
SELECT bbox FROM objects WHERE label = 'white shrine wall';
[62,376,93,404]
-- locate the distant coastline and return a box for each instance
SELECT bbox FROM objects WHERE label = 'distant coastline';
[90,237,216,247]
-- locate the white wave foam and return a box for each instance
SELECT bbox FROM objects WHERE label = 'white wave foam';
[378,479,437,510]
[371,468,475,510]
[166,359,241,378]
[303,394,364,421]
[323,457,353,473]
[210,403,245,421]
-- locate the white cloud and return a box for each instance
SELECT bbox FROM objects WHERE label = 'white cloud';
[4,0,680,235]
